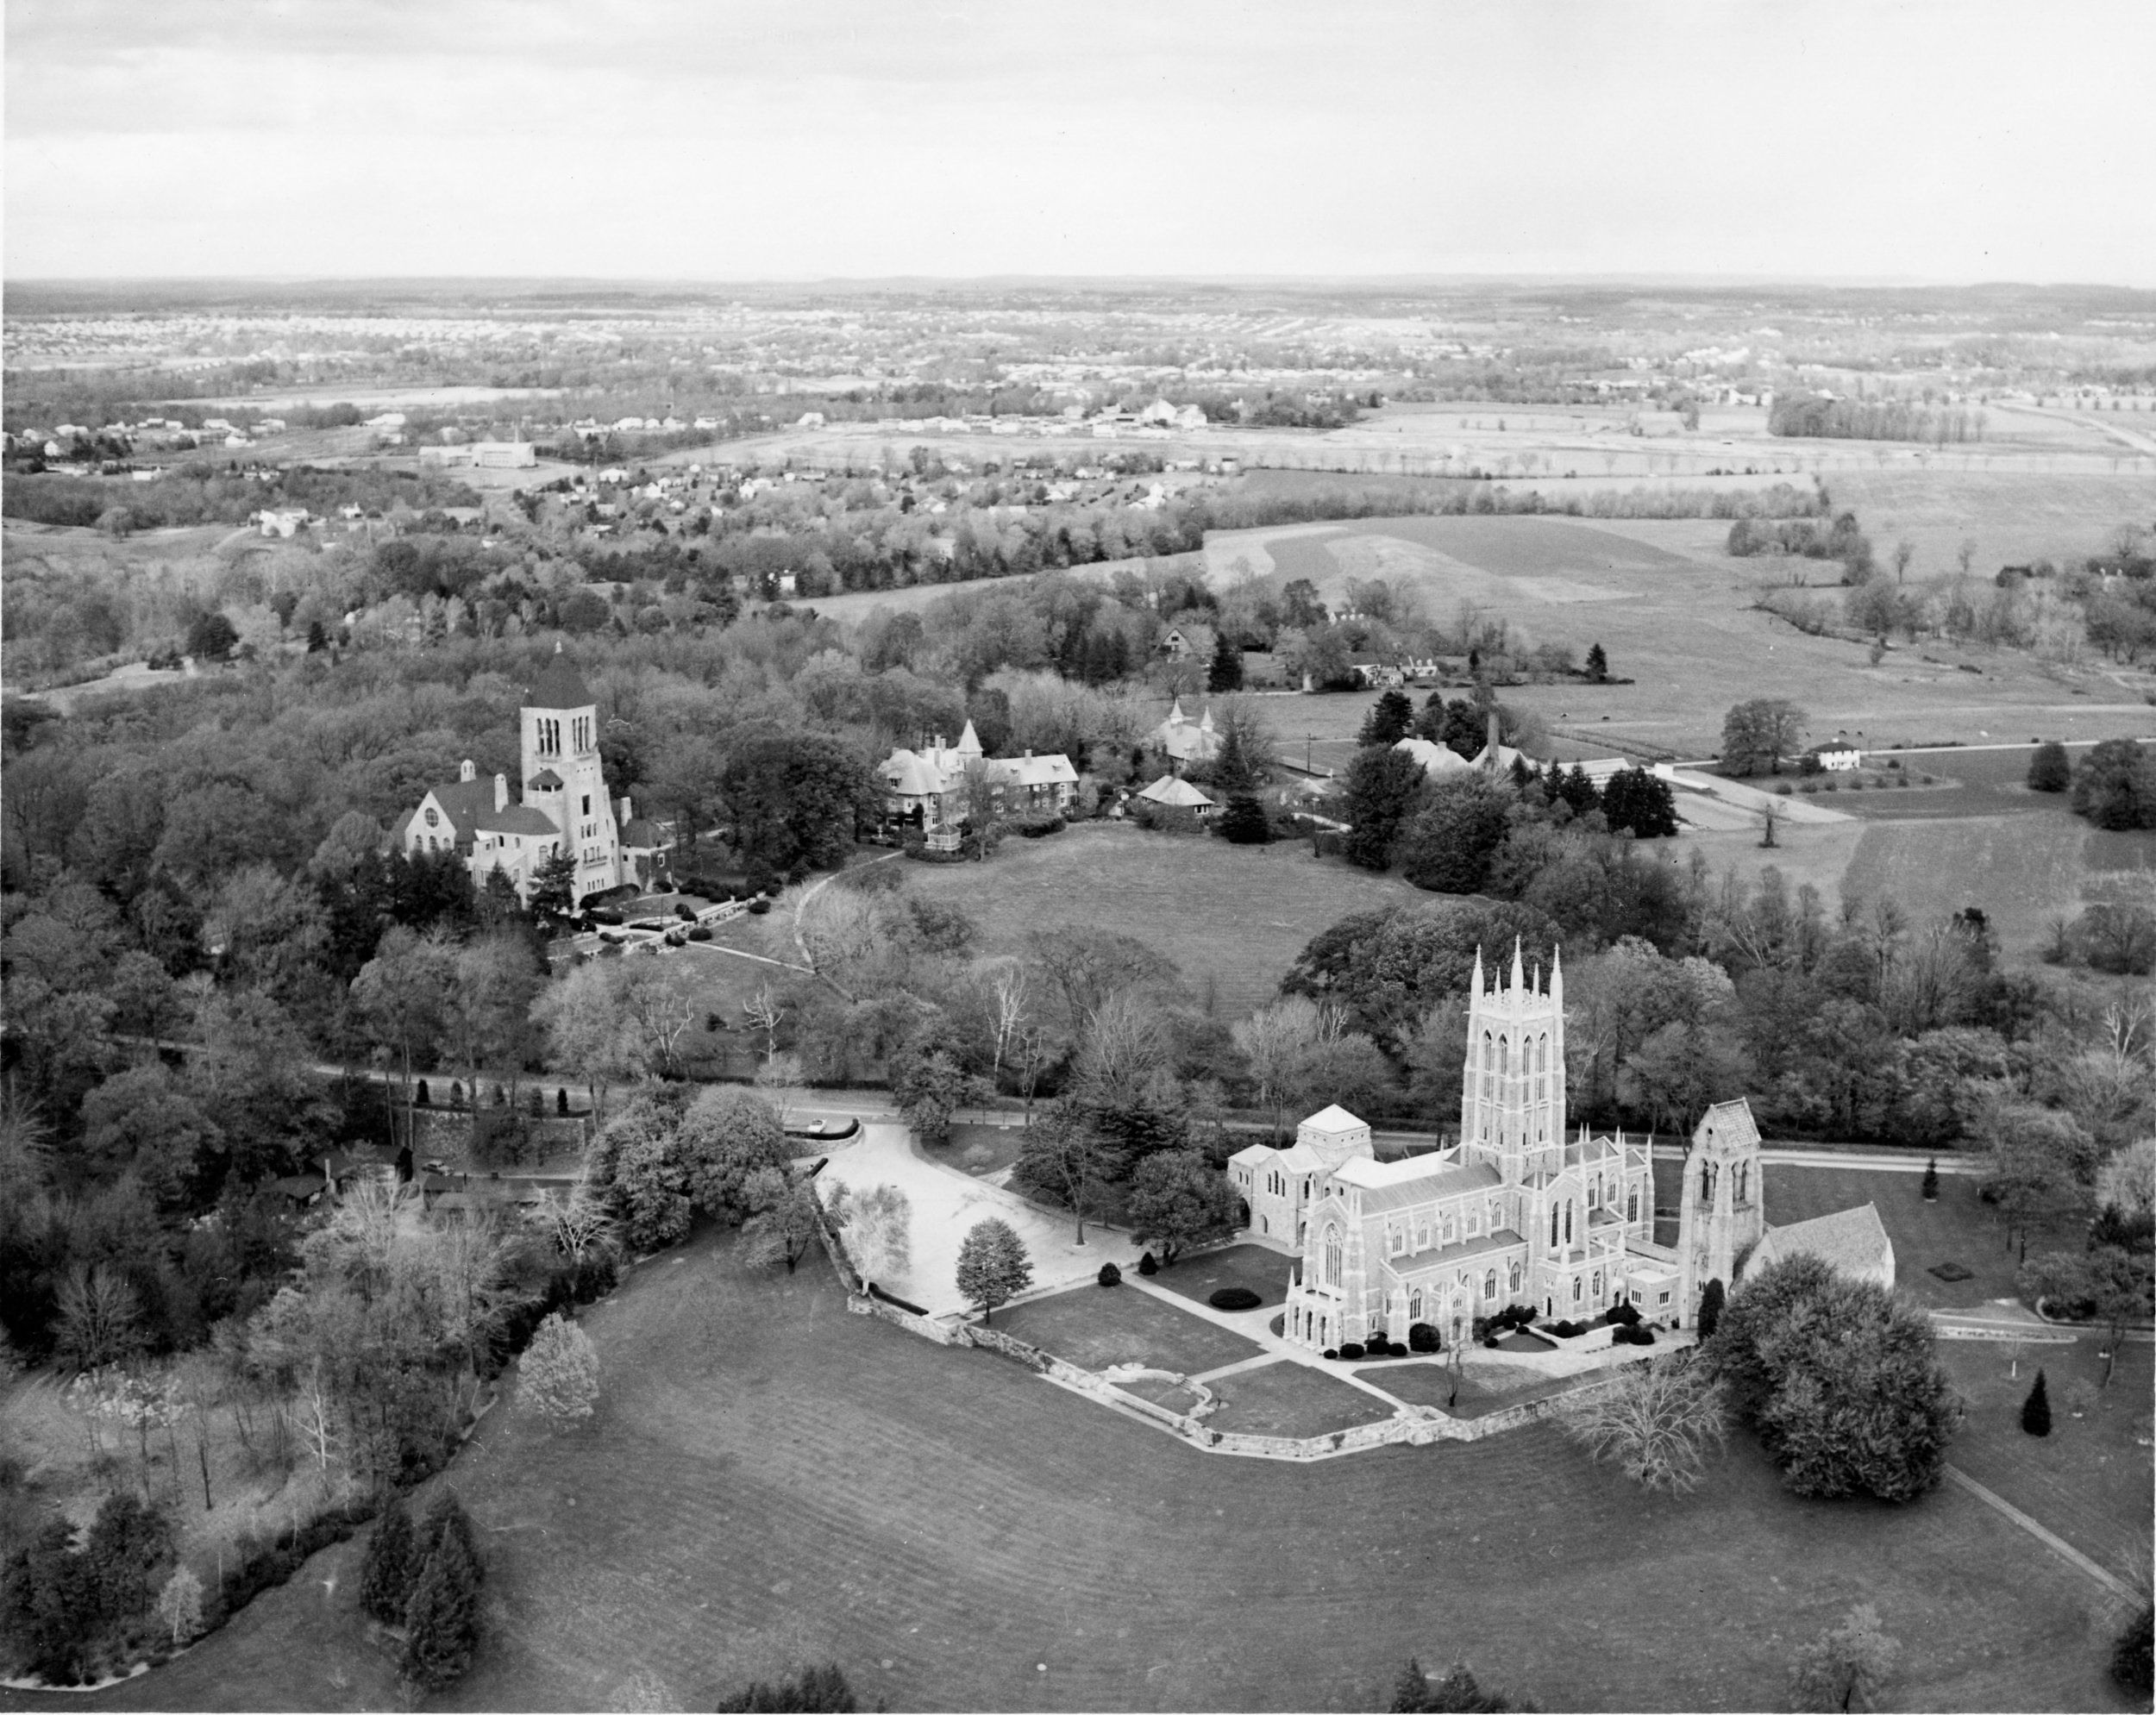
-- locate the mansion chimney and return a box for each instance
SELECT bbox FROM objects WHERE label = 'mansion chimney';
[494,773,509,812]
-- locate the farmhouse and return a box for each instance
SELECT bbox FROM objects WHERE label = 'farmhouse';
[393,646,665,904]
[1160,623,1218,663]
[1230,943,1894,1352]
[1811,741,1862,772]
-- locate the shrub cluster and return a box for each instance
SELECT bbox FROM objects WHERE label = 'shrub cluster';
[1207,1286,1263,1311]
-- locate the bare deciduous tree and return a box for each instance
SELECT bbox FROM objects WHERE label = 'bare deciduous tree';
[1561,1356,1728,1493]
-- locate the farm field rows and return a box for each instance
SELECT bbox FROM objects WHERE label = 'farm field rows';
[36,1230,2136,1715]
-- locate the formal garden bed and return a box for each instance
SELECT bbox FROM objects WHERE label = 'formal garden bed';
[1144,1242,1295,1311]
[1202,1361,1398,1438]
[993,1284,1263,1376]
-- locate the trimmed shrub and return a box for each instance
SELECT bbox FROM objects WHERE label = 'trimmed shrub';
[1137,1251,1158,1276]
[1322,1348,1338,1361]
[748,898,773,915]
[1208,1286,1263,1311]
[1607,1300,1642,1326]
[1097,1262,1121,1287]
[416,1079,431,1106]
[687,925,711,942]
[1338,1342,1366,1361]
[1388,1342,1408,1357]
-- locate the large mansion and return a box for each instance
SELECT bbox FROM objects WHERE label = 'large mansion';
[1229,942,1892,1352]
[880,723,1080,837]
[394,648,670,906]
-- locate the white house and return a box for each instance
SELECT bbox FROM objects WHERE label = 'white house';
[1813,742,1862,772]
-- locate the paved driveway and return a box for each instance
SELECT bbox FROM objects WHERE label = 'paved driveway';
[816,1122,1144,1314]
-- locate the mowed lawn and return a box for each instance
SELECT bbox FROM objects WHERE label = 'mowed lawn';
[48,1230,2139,1715]
[1942,1336,2153,1573]
[1146,1244,1297,1311]
[1200,1360,1397,1437]
[903,823,1424,1018]
[995,1282,1263,1374]
[1642,1160,2085,1313]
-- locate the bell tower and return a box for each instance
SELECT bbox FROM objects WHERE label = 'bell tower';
[1676,1098,1765,1326]
[1458,941,1564,1185]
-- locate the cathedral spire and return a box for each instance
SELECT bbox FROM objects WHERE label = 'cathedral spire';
[1472,945,1484,998]
[1509,937,1525,996]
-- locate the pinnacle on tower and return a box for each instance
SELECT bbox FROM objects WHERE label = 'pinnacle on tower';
[1510,937,1525,995]
[1472,945,1485,998]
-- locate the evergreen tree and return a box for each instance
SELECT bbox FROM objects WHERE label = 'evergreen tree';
[1439,698,1485,760]
[1206,630,1244,692]
[1558,764,1601,819]
[1219,794,1272,845]
[1601,766,1680,838]
[305,619,329,654]
[1213,723,1263,798]
[2021,1370,2052,1436]
[1921,1158,1940,1200]
[1585,642,1609,683]
[1358,689,1415,748]
[360,1496,420,1625]
[400,1530,481,1689]
[1342,745,1427,872]
[422,1490,486,1583]
[1695,1278,1726,1340]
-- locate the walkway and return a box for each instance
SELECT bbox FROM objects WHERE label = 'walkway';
[1945,1466,2134,1601]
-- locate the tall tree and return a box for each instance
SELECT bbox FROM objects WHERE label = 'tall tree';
[1125,1149,1239,1267]
[1341,745,1427,871]
[1357,690,1415,748]
[1009,1103,1126,1245]
[1720,699,1808,777]
[955,1217,1032,1324]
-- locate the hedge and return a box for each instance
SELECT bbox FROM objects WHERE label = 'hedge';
[1207,1286,1263,1311]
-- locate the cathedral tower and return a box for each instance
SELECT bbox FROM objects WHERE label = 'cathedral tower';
[523,644,620,902]
[1459,941,1565,1185]
[1676,1098,1765,1326]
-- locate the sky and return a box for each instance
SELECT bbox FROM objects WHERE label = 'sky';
[6,0,2154,285]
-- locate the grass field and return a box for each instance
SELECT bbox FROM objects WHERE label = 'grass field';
[1200,1360,1397,1437]
[1820,468,2156,574]
[1200,513,2156,760]
[45,1230,2140,1715]
[995,1282,1263,1375]
[902,822,1424,1018]
[1942,1336,2153,1573]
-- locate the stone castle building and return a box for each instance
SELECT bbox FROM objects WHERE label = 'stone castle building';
[1229,942,1892,1351]
[394,646,668,906]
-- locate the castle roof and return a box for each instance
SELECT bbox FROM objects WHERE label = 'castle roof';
[472,804,559,837]
[1694,1098,1761,1153]
[1332,1155,1500,1213]
[423,777,498,832]
[1301,1105,1368,1135]
[1755,1203,1894,1282]
[527,646,595,711]
[528,768,564,791]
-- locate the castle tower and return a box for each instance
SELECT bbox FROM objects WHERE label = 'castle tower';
[523,644,619,903]
[1459,941,1565,1185]
[1675,1098,1765,1327]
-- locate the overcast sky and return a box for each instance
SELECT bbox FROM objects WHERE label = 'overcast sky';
[7,0,2153,284]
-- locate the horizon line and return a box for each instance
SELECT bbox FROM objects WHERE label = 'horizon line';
[9,272,2156,294]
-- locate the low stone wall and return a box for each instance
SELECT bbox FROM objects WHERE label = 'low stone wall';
[851,1294,962,1344]
[961,1323,1052,1371]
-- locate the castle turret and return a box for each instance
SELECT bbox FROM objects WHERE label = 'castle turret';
[1460,938,1566,1185]
[1676,1098,1765,1327]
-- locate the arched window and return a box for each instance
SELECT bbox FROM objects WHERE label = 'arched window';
[1572,1276,1584,1303]
[1592,1269,1603,1298]
[1483,1269,1497,1300]
[1564,1200,1574,1244]
[1323,1228,1342,1286]
[1701,1161,1717,1205]
[1549,1203,1560,1248]
[1586,1179,1598,1211]
[1509,1260,1523,1293]
[1482,1031,1494,1074]
[1626,1186,1640,1224]
[1409,1291,1423,1321]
